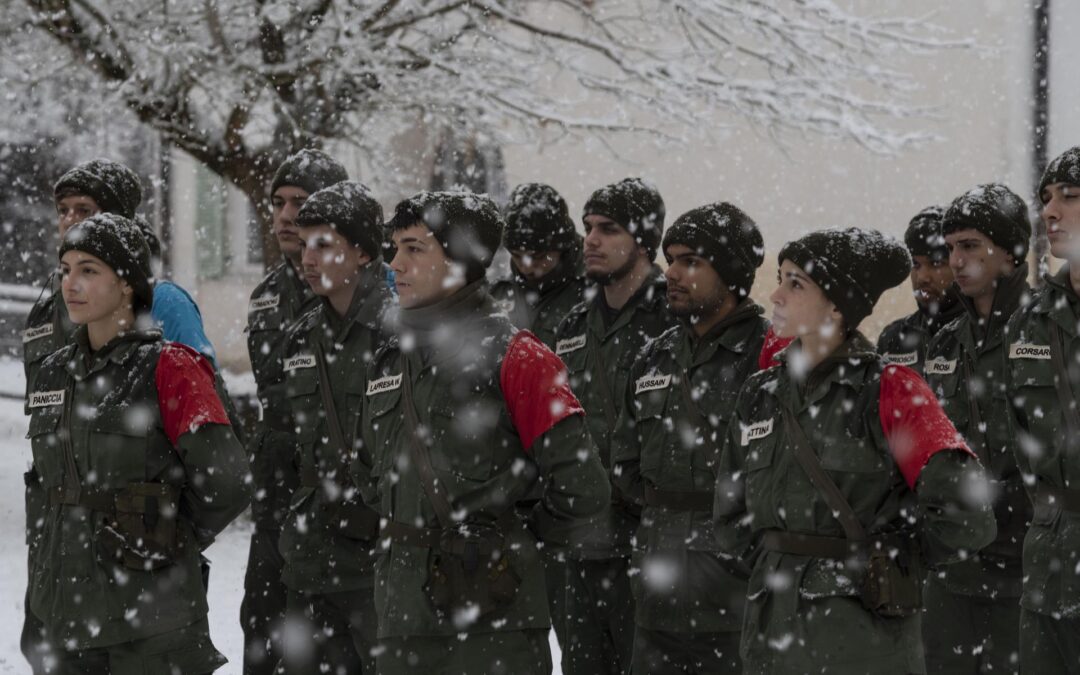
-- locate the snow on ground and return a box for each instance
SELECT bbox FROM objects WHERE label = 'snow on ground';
[0,367,563,673]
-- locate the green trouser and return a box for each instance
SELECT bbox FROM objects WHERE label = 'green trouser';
[240,526,287,675]
[543,548,569,653]
[21,588,48,674]
[377,628,552,675]
[280,587,377,675]
[29,617,225,675]
[1020,607,1080,673]
[562,556,635,675]
[632,627,741,674]
[922,577,1020,674]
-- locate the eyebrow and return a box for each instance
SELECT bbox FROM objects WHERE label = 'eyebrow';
[395,236,429,246]
[783,270,810,283]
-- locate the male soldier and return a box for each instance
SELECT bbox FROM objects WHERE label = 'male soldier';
[277,181,390,673]
[553,177,672,675]
[1005,146,1080,671]
[241,149,347,674]
[611,203,767,673]
[877,206,962,375]
[923,184,1032,674]
[356,191,610,674]
[490,182,590,348]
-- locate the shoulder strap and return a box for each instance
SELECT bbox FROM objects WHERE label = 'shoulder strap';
[399,355,456,527]
[312,342,353,469]
[778,401,867,542]
[1048,322,1080,448]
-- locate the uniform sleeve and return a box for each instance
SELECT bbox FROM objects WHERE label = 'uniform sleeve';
[878,364,975,489]
[500,330,584,452]
[152,282,218,366]
[712,398,757,565]
[758,325,793,370]
[156,343,231,446]
[610,352,648,506]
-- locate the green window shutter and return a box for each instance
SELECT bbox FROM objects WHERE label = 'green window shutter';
[194,163,226,280]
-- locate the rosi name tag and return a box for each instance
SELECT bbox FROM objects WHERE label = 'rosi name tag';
[249,294,280,313]
[29,389,64,408]
[366,374,402,396]
[284,354,316,371]
[884,351,918,367]
[924,358,957,375]
[741,418,774,446]
[556,334,587,356]
[1009,343,1051,360]
[635,374,672,394]
[22,324,53,344]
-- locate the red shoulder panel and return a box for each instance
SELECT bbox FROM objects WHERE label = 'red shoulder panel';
[156,342,230,447]
[500,331,585,452]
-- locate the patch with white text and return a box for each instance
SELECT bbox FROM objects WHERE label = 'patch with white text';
[1008,343,1051,360]
[366,374,403,396]
[741,418,774,446]
[555,334,587,356]
[28,389,64,408]
[635,374,672,394]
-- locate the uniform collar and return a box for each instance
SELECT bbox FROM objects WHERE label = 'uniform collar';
[1036,263,1080,337]
[677,299,762,369]
[954,263,1029,353]
[777,332,877,411]
[319,259,390,342]
[68,324,161,379]
[588,265,666,339]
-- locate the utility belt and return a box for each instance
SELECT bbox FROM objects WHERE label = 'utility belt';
[1036,483,1080,514]
[643,484,713,512]
[50,481,185,571]
[299,468,380,541]
[381,510,521,619]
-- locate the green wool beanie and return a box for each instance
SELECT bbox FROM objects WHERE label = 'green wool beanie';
[503,183,580,254]
[270,149,349,197]
[59,213,154,312]
[54,159,143,220]
[941,183,1031,263]
[582,178,665,260]
[904,205,948,262]
[662,202,764,298]
[1039,146,1080,201]
[296,181,384,258]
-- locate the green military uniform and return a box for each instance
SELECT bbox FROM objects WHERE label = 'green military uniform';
[490,260,589,349]
[355,280,611,674]
[922,266,1030,674]
[1004,264,1080,671]
[553,267,673,674]
[714,334,997,674]
[25,328,250,673]
[876,302,963,376]
[277,261,390,674]
[241,260,317,671]
[612,300,767,673]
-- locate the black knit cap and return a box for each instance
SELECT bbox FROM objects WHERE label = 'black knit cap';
[503,183,580,253]
[54,159,142,220]
[662,202,764,297]
[582,178,665,260]
[133,215,162,260]
[1039,146,1080,202]
[779,227,911,328]
[296,180,384,258]
[904,205,947,262]
[59,213,154,312]
[941,183,1031,264]
[387,190,503,283]
[270,149,348,197]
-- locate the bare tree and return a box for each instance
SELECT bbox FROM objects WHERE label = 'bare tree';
[0,0,961,261]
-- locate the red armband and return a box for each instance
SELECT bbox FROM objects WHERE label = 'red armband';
[500,331,585,452]
[758,325,794,371]
[879,365,974,489]
[156,342,230,446]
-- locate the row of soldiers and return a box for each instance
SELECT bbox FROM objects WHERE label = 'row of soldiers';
[18,144,1080,675]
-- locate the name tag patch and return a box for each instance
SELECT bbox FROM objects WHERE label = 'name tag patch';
[29,389,64,408]
[1009,343,1051,360]
[925,357,957,375]
[555,334,587,356]
[366,374,402,396]
[249,294,280,313]
[22,324,53,344]
[284,354,316,372]
[741,418,774,446]
[635,374,672,394]
[884,351,918,367]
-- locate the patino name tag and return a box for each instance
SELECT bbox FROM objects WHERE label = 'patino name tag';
[284,354,316,372]
[925,358,957,375]
[366,374,402,396]
[556,334,587,356]
[22,324,53,344]
[249,294,280,313]
[884,352,918,367]
[741,418,774,446]
[635,374,672,394]
[1009,343,1051,360]
[29,389,64,408]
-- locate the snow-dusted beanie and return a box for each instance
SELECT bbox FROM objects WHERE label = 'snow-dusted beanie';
[1039,146,1080,201]
[662,202,764,298]
[59,213,153,311]
[503,183,580,254]
[133,215,162,260]
[904,205,948,263]
[942,184,1030,264]
[583,178,665,260]
[296,181,384,258]
[779,227,911,328]
[270,149,348,197]
[387,191,503,283]
[54,159,142,220]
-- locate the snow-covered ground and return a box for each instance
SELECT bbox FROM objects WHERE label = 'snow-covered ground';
[0,363,563,673]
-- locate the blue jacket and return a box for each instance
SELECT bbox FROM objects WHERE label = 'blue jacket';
[152,281,217,366]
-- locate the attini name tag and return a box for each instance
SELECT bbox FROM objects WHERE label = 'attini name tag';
[366,374,402,395]
[741,418,774,446]
[29,390,64,408]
